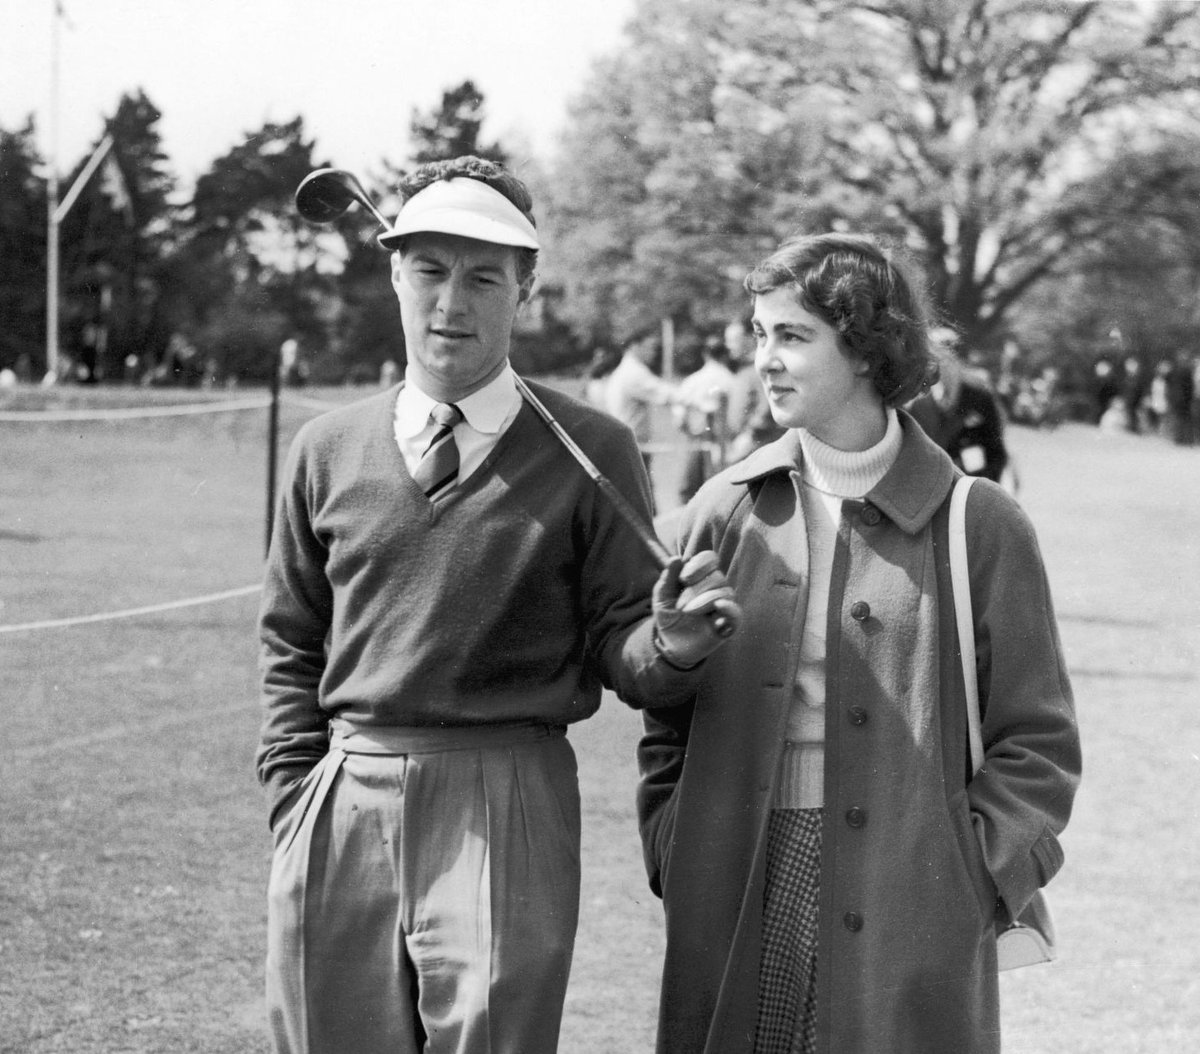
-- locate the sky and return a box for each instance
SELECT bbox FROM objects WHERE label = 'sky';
[1,0,637,187]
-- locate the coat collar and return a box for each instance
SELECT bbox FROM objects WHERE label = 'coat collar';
[727,410,956,535]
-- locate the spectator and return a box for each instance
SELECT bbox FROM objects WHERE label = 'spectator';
[674,338,737,504]
[583,344,621,409]
[906,329,1010,485]
[1167,351,1196,446]
[1090,357,1121,425]
[1192,354,1200,445]
[1147,359,1172,435]
[1121,356,1149,433]
[605,331,678,481]
[724,317,785,462]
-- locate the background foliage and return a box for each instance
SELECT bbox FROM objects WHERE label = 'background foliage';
[1,0,1198,389]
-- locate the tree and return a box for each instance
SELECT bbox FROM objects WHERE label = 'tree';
[1012,133,1200,378]
[546,0,1200,353]
[0,117,46,375]
[409,80,508,166]
[56,89,178,381]
[176,117,342,382]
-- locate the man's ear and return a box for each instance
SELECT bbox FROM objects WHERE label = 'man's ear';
[389,251,403,289]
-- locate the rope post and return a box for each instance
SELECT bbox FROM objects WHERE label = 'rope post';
[713,390,730,474]
[265,341,284,557]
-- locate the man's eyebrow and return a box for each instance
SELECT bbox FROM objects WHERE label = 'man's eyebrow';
[408,250,506,275]
[408,249,446,265]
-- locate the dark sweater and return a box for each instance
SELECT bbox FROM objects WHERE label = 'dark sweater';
[907,379,1009,482]
[256,381,693,813]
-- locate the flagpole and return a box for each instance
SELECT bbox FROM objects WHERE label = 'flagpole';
[46,0,61,381]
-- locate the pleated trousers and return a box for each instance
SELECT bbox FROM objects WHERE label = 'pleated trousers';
[265,723,581,1054]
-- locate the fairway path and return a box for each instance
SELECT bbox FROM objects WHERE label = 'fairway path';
[1,411,1196,1053]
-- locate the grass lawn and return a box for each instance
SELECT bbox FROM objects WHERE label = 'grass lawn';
[1,385,1197,1052]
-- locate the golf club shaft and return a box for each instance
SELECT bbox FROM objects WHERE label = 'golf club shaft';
[515,376,733,638]
[351,184,392,231]
[513,375,671,567]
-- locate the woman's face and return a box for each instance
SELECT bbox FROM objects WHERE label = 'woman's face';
[751,287,886,450]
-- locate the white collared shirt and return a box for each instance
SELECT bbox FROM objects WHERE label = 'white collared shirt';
[393,365,522,486]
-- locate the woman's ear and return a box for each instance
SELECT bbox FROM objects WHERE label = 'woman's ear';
[517,274,538,307]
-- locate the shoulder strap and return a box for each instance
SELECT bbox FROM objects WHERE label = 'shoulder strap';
[949,475,984,774]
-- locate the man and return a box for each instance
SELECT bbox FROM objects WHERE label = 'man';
[723,316,785,462]
[256,156,740,1054]
[604,329,678,484]
[673,337,736,504]
[907,328,1010,484]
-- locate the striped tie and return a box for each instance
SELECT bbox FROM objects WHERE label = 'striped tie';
[414,403,464,501]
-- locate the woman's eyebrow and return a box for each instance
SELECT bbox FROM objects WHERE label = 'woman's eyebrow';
[757,319,818,339]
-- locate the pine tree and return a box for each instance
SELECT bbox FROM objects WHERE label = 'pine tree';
[0,117,47,375]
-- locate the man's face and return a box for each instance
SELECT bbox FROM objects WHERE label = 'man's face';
[391,232,532,402]
[724,321,754,364]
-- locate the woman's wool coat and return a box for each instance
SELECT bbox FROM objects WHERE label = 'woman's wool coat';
[637,415,1081,1054]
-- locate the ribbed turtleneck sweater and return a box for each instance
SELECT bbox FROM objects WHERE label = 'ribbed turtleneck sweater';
[775,408,903,809]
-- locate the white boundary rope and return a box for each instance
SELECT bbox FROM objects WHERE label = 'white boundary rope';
[0,391,354,423]
[0,392,354,637]
[0,584,262,635]
[0,397,274,422]
[0,389,692,637]
[281,393,344,411]
[0,396,272,422]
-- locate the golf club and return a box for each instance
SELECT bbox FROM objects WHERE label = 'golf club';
[293,169,732,636]
[295,168,392,230]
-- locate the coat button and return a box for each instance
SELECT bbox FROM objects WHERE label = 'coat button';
[850,601,870,621]
[861,504,881,526]
[843,912,864,932]
[846,806,867,829]
[848,706,869,726]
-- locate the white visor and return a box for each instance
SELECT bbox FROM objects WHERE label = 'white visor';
[378,177,540,251]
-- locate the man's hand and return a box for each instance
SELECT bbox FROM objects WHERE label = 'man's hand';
[652,551,742,668]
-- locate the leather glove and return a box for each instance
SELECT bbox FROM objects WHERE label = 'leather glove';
[652,551,742,668]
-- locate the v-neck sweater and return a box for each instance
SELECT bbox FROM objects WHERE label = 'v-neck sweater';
[256,382,694,813]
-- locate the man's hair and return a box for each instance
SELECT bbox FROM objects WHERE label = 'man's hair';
[396,156,538,286]
[625,327,660,349]
[744,233,938,406]
[702,338,732,367]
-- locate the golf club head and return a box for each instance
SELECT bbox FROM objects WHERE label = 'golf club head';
[295,168,379,226]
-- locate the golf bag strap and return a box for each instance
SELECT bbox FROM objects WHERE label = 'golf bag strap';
[949,474,984,773]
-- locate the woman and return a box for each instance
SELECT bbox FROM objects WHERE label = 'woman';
[637,233,1080,1054]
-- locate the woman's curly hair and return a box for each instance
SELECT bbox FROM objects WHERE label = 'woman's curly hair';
[744,233,938,406]
[396,156,537,284]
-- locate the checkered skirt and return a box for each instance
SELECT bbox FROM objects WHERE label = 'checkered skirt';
[754,808,823,1054]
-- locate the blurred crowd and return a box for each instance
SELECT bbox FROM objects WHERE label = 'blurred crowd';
[578,324,1199,508]
[1083,352,1199,445]
[582,321,784,508]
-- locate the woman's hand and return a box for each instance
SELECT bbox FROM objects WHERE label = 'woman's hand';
[652,552,742,667]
